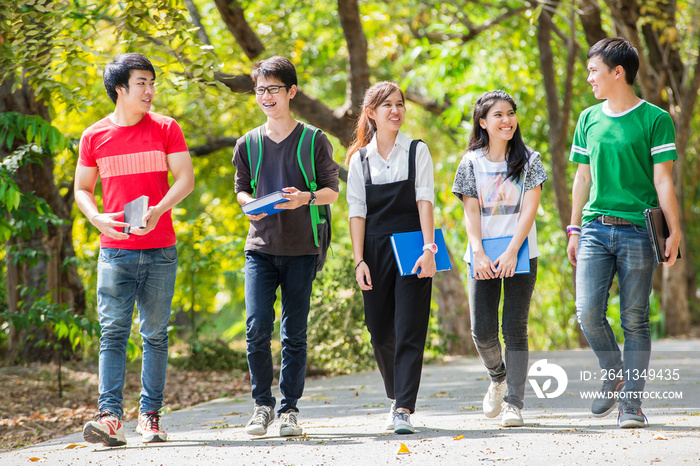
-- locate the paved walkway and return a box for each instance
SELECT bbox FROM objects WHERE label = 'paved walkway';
[2,340,699,465]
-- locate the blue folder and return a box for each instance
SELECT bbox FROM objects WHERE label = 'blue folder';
[390,228,452,276]
[242,190,290,216]
[469,236,530,278]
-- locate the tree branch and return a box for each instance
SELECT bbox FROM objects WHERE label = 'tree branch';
[405,89,452,117]
[184,0,213,48]
[536,1,575,229]
[601,0,654,99]
[213,0,265,60]
[189,136,239,157]
[337,0,370,112]
[577,0,607,47]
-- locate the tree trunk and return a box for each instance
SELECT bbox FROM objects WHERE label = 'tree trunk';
[0,78,86,363]
[433,248,475,355]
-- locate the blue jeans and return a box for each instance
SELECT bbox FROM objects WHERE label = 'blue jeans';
[468,259,537,409]
[244,251,317,415]
[575,220,656,406]
[96,247,178,418]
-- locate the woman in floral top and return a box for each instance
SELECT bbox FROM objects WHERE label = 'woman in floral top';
[452,90,547,427]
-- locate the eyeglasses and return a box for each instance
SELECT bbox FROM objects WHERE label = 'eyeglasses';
[253,85,290,95]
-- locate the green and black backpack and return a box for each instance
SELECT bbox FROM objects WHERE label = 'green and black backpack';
[244,124,332,272]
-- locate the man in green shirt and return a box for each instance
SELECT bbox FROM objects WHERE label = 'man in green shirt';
[566,38,680,428]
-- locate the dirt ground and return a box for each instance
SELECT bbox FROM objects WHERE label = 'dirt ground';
[0,361,249,452]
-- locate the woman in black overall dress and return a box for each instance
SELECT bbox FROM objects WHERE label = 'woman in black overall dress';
[346,82,437,434]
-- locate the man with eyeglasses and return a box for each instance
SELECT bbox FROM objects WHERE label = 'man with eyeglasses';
[232,56,339,437]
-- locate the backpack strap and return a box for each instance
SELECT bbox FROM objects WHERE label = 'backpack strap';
[296,124,327,248]
[244,126,263,197]
[297,124,320,192]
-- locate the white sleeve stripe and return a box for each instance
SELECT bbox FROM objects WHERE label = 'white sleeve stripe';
[570,145,587,156]
[651,143,676,155]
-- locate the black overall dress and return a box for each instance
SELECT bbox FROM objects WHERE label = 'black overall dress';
[359,140,432,413]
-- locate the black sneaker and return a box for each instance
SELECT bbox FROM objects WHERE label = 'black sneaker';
[591,377,624,417]
[618,402,648,428]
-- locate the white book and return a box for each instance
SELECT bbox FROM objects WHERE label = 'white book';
[123,195,149,234]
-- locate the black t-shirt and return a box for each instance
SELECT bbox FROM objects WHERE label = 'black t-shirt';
[233,122,339,255]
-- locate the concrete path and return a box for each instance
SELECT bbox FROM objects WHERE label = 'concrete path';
[2,340,699,465]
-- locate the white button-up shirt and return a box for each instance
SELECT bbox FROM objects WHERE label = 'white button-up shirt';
[346,130,434,219]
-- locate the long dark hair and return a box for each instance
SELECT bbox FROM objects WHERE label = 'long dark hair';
[346,81,405,164]
[468,90,528,182]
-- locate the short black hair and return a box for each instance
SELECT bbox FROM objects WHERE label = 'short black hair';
[103,53,156,104]
[587,38,639,85]
[250,56,297,88]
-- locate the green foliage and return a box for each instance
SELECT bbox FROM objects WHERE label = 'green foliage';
[1,287,100,353]
[169,340,248,371]
[1,151,63,244]
[307,236,376,375]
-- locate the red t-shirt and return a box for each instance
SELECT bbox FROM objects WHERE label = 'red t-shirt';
[78,112,188,249]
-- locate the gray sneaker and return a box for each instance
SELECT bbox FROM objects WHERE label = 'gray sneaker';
[393,410,415,434]
[618,402,648,428]
[385,400,396,431]
[591,377,625,417]
[279,410,303,437]
[245,405,274,436]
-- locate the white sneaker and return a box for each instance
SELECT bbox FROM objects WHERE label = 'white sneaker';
[245,405,274,436]
[501,402,524,427]
[82,411,126,447]
[393,410,415,434]
[136,411,167,442]
[483,381,507,418]
[279,410,303,437]
[385,400,396,431]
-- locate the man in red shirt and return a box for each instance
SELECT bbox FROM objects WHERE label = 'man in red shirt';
[74,53,194,446]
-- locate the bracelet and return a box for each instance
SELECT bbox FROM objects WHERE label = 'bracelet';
[567,230,581,237]
[566,224,581,236]
[355,259,365,271]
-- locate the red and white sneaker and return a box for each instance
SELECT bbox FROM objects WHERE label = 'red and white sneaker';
[136,411,167,443]
[83,411,126,447]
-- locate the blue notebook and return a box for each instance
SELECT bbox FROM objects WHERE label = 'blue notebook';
[390,228,452,276]
[469,237,530,278]
[242,190,290,216]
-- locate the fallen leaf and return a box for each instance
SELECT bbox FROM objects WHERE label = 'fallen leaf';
[28,458,44,463]
[63,443,87,449]
[455,434,464,440]
[398,443,411,454]
[653,434,668,440]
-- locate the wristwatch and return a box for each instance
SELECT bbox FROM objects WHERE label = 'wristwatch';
[308,191,317,205]
[423,243,438,254]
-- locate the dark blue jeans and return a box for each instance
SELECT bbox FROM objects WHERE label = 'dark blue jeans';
[575,220,656,406]
[468,259,537,409]
[244,251,317,415]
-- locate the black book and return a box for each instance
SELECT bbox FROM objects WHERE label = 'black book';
[123,195,149,234]
[643,207,680,263]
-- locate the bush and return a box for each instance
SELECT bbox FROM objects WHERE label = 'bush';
[170,340,248,372]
